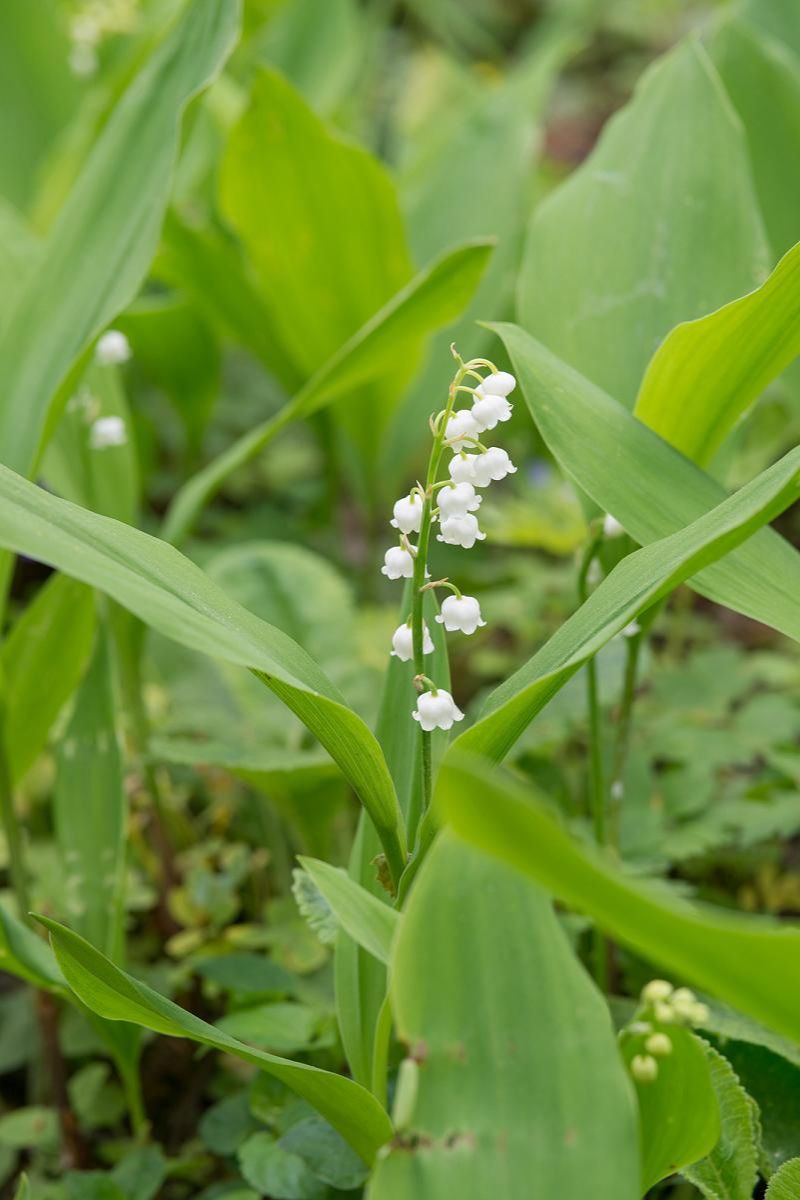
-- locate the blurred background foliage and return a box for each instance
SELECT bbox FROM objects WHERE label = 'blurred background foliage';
[3,0,800,1195]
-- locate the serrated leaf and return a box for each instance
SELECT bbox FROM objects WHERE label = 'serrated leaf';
[683,1043,759,1200]
[767,1158,800,1199]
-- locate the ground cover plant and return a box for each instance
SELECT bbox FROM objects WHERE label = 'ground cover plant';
[2,0,800,1196]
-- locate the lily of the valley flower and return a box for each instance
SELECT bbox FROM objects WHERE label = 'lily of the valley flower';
[89,415,127,449]
[95,330,132,366]
[381,546,415,579]
[443,408,481,450]
[391,492,423,534]
[412,688,464,731]
[471,390,513,431]
[391,621,434,661]
[437,513,486,549]
[471,446,517,486]
[437,481,481,519]
[436,594,486,635]
[480,371,516,397]
[603,513,624,538]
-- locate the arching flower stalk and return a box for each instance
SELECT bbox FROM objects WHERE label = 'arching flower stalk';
[380,345,517,820]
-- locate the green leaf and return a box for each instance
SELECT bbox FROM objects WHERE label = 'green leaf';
[634,239,800,464]
[0,573,95,785]
[12,1175,29,1200]
[221,67,410,382]
[439,754,800,1044]
[518,38,768,408]
[767,1158,800,1200]
[217,1003,322,1056]
[711,17,800,261]
[369,832,640,1199]
[495,322,800,642]
[0,0,241,477]
[54,628,126,959]
[0,464,405,881]
[298,858,399,965]
[0,905,64,992]
[682,1044,759,1200]
[280,1115,369,1190]
[162,239,491,545]
[709,1039,800,1176]
[620,1026,719,1191]
[0,1107,58,1150]
[37,917,392,1163]
[451,440,800,763]
[112,1146,167,1200]
[238,1132,326,1200]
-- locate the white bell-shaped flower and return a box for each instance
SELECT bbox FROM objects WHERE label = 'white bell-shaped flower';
[471,389,513,432]
[480,370,516,396]
[472,446,517,487]
[412,689,464,731]
[443,409,481,450]
[391,492,423,534]
[437,481,480,519]
[448,454,479,484]
[391,621,434,661]
[95,330,132,366]
[436,594,486,635]
[381,546,415,579]
[603,514,624,538]
[437,513,486,549]
[89,415,127,449]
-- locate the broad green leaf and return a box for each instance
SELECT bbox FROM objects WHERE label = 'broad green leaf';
[0,905,64,992]
[280,1115,369,1190]
[335,589,449,1088]
[620,1025,719,1191]
[710,1039,800,1175]
[369,833,639,1200]
[766,1158,800,1200]
[239,1132,326,1200]
[634,240,800,464]
[1,573,95,785]
[38,917,392,1163]
[221,67,411,382]
[0,465,406,882]
[683,1044,759,1200]
[741,0,800,62]
[298,858,399,965]
[260,0,366,115]
[162,239,491,545]
[711,17,800,260]
[439,755,800,1044]
[0,0,241,477]
[451,441,800,763]
[495,322,800,642]
[54,629,126,960]
[518,38,768,407]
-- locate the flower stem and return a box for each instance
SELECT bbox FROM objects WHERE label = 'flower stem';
[609,629,642,846]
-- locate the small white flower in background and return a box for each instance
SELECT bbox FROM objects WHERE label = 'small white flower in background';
[437,513,486,549]
[443,408,481,450]
[471,390,513,432]
[621,620,641,639]
[437,481,481,519]
[436,594,486,635]
[391,622,434,661]
[68,41,99,76]
[642,979,673,1004]
[391,492,423,534]
[603,513,625,538]
[89,415,127,450]
[610,779,624,802]
[471,446,517,487]
[479,371,516,397]
[381,546,415,580]
[95,329,132,366]
[412,689,464,732]
[448,453,479,485]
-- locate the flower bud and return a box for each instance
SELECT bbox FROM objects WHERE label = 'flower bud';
[472,446,517,487]
[437,513,486,549]
[603,514,624,537]
[436,594,486,635]
[391,622,434,661]
[438,482,481,519]
[391,493,423,534]
[412,689,464,731]
[381,546,415,579]
[630,1054,659,1083]
[480,371,516,396]
[444,409,481,450]
[89,416,127,449]
[645,1033,672,1057]
[95,330,132,365]
[641,979,673,1004]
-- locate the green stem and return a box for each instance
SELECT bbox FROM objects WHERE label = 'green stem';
[0,720,31,924]
[609,630,642,847]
